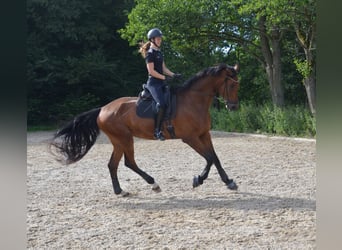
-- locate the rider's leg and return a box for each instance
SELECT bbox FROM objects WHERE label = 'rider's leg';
[154,103,165,141]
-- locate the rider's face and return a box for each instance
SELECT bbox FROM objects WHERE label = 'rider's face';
[153,37,162,47]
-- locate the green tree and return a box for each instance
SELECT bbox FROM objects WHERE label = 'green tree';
[291,0,316,115]
[120,0,284,104]
[120,0,242,77]
[235,0,316,113]
[120,0,315,110]
[121,0,269,107]
[27,0,146,125]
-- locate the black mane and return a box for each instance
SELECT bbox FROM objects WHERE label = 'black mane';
[173,63,234,93]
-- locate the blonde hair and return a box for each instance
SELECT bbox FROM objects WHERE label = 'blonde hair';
[139,41,151,58]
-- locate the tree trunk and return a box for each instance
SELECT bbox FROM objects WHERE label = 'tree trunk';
[304,47,316,115]
[303,74,316,115]
[270,33,284,107]
[259,16,284,107]
[295,24,316,115]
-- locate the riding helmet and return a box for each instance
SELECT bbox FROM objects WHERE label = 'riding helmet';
[147,28,163,40]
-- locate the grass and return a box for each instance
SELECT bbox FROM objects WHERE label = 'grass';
[210,103,316,138]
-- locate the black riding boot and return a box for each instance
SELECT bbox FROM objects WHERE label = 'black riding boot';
[154,108,165,141]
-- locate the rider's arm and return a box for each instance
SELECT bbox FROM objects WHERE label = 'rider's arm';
[146,62,166,80]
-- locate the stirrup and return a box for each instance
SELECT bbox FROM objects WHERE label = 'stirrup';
[154,131,165,141]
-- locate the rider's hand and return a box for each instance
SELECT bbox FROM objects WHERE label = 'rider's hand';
[164,75,173,82]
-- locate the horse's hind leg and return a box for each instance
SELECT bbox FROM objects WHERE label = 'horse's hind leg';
[107,147,129,196]
[123,139,161,192]
[124,155,161,192]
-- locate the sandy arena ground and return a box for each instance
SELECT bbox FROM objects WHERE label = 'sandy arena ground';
[27,131,316,249]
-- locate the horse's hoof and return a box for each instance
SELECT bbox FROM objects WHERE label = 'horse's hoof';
[151,183,161,193]
[227,180,238,190]
[193,175,203,188]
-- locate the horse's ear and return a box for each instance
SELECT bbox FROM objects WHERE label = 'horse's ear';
[234,64,240,73]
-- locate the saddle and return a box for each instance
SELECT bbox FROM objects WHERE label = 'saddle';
[136,84,177,138]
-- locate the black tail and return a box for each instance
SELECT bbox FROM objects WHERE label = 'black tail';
[50,108,101,164]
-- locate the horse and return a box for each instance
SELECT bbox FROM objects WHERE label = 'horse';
[50,63,240,196]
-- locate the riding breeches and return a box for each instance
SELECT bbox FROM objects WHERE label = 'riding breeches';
[146,77,167,110]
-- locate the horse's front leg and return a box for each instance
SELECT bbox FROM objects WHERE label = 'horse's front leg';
[203,132,237,190]
[193,160,212,188]
[182,135,214,188]
[184,132,238,190]
[211,150,238,190]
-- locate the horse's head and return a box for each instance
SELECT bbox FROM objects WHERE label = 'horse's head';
[218,64,240,111]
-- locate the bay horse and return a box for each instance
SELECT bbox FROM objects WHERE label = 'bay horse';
[50,63,240,196]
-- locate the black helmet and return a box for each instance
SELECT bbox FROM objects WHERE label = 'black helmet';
[147,28,163,40]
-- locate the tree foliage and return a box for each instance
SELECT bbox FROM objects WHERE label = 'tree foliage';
[27,0,146,125]
[27,0,316,127]
[120,0,315,110]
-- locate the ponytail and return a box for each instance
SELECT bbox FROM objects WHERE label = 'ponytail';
[139,41,151,58]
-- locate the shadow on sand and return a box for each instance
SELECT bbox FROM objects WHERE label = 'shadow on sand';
[113,191,315,212]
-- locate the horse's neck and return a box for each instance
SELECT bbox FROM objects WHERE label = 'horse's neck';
[178,78,217,110]
[191,77,218,93]
[189,77,219,97]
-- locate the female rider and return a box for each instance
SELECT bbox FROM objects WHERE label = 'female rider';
[139,28,181,140]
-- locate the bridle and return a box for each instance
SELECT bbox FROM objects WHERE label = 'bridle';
[222,71,239,109]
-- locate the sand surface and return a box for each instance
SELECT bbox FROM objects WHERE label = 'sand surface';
[27,131,316,249]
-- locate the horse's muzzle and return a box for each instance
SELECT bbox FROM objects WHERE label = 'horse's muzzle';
[226,102,239,111]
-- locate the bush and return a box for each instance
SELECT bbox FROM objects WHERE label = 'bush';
[210,103,316,138]
[28,93,101,127]
[54,93,100,122]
